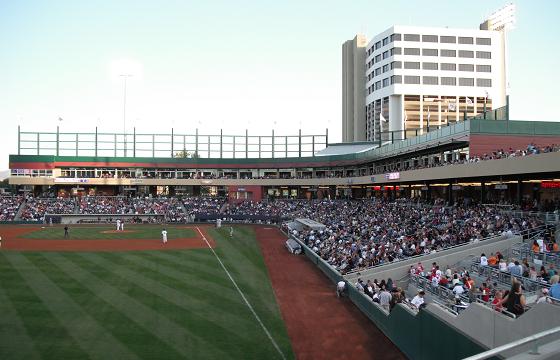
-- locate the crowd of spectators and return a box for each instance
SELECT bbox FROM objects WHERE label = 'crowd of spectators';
[0,196,24,221]
[78,196,179,215]
[20,197,76,222]
[290,198,544,274]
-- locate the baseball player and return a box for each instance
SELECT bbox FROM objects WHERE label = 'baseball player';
[162,228,168,244]
[229,226,233,238]
[120,220,124,231]
[116,219,121,231]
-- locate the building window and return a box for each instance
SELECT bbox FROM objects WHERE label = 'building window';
[476,64,491,73]
[375,41,382,50]
[375,54,381,63]
[404,34,420,41]
[383,50,389,59]
[458,50,474,58]
[459,64,474,72]
[440,35,456,43]
[423,76,438,85]
[404,76,420,84]
[476,51,492,59]
[382,37,389,46]
[404,61,420,69]
[383,78,390,87]
[459,77,474,86]
[390,47,401,55]
[422,34,438,42]
[404,47,420,55]
[422,48,438,56]
[391,61,402,69]
[390,33,401,42]
[458,36,474,44]
[391,75,402,84]
[375,81,381,90]
[476,37,491,45]
[441,63,456,71]
[440,49,456,57]
[441,77,457,86]
[422,62,438,70]
[375,67,381,76]
[477,78,492,87]
[382,64,389,72]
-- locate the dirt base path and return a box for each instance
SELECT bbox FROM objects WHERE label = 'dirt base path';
[0,225,215,251]
[255,226,405,360]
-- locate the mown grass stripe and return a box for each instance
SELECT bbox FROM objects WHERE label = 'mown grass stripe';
[53,252,226,359]
[0,253,89,360]
[196,227,286,360]
[145,248,231,279]
[33,252,182,360]
[88,252,260,344]
[206,227,295,357]
[131,250,234,292]
[0,283,41,360]
[6,252,139,360]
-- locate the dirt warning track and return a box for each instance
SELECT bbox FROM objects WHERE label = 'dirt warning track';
[255,226,405,360]
[0,225,215,251]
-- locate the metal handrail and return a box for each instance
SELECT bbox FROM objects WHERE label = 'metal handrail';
[462,326,560,360]
[344,232,513,276]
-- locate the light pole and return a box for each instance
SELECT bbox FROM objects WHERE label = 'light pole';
[120,74,132,156]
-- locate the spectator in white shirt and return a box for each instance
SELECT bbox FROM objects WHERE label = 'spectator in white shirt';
[411,291,425,309]
[480,253,488,267]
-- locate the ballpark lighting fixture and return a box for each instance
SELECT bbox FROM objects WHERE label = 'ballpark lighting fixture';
[485,3,516,31]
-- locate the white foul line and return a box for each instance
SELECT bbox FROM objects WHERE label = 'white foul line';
[195,227,286,360]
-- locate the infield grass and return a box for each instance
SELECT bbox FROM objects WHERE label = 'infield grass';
[0,225,294,359]
[19,225,196,240]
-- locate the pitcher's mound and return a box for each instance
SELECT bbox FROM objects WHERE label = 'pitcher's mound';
[100,230,139,234]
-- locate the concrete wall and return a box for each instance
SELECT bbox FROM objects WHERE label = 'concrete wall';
[345,234,521,283]
[427,302,560,350]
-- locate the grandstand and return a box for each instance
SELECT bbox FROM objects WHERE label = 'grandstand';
[4,114,560,359]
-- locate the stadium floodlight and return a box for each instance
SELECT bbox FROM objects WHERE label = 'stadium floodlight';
[120,74,133,157]
[484,3,516,31]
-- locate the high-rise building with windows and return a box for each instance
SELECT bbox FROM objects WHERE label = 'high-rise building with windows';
[342,25,506,143]
[342,34,367,142]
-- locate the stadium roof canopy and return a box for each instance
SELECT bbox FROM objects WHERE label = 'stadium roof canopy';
[314,142,377,156]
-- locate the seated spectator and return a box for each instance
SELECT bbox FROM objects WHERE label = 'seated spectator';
[498,259,508,272]
[487,253,498,267]
[411,290,426,309]
[492,290,504,312]
[501,282,526,316]
[550,277,560,300]
[480,253,488,267]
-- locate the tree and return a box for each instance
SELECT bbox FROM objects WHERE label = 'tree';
[174,150,199,159]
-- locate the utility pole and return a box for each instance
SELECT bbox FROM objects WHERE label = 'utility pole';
[120,74,132,156]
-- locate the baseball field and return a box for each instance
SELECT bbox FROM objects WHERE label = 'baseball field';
[0,224,295,360]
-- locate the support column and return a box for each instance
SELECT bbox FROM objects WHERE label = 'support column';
[448,181,454,206]
[517,179,523,206]
[481,181,486,204]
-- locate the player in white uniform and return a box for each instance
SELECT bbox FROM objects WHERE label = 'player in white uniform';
[120,221,124,231]
[229,226,233,238]
[162,228,168,244]
[116,219,121,231]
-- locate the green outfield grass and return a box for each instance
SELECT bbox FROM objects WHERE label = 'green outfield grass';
[0,225,294,359]
[19,225,197,240]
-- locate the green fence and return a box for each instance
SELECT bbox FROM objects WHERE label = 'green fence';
[347,285,488,359]
[293,234,490,360]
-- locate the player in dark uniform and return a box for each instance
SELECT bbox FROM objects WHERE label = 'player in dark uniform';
[64,225,69,239]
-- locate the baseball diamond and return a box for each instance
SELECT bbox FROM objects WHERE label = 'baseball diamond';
[3,2,560,360]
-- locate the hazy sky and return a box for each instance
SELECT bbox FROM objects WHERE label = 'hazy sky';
[1,0,559,169]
